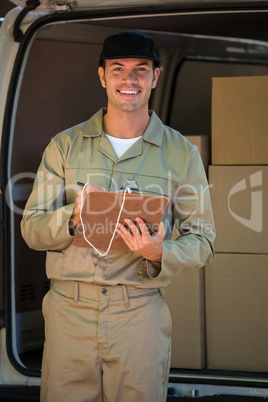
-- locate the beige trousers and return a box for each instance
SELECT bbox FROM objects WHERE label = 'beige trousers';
[41,279,172,402]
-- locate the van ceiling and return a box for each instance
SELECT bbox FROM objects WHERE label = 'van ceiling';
[87,11,268,41]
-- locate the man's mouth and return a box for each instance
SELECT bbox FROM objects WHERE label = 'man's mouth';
[118,90,140,95]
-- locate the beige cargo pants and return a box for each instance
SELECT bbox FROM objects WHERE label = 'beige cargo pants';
[41,279,172,402]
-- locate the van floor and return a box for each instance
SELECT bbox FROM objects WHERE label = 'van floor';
[15,354,268,401]
[0,387,267,401]
[18,351,268,389]
[170,368,268,382]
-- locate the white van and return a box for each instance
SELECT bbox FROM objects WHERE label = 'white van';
[0,0,268,400]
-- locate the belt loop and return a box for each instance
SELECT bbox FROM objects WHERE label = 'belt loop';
[122,286,129,309]
[74,282,79,303]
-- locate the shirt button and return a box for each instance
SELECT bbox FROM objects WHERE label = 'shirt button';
[101,288,107,295]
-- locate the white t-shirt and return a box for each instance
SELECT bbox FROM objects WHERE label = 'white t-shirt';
[105,134,142,158]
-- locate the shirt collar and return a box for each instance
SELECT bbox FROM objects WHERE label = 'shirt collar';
[143,110,164,146]
[83,108,104,138]
[82,107,164,147]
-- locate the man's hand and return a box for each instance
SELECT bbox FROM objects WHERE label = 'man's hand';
[69,184,105,230]
[116,218,165,262]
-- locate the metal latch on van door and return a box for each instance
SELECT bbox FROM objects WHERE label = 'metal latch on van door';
[55,1,70,11]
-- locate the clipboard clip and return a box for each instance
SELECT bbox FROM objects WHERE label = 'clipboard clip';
[119,179,141,193]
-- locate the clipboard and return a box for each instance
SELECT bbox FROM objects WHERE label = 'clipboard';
[73,191,169,251]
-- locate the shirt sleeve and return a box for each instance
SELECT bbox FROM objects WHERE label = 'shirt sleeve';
[21,137,75,251]
[147,145,215,280]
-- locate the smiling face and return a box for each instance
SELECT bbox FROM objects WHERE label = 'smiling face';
[98,58,160,114]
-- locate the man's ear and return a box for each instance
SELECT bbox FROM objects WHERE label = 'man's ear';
[151,67,160,89]
[98,66,106,88]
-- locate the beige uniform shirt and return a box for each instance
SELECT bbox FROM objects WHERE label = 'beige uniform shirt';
[21,108,215,288]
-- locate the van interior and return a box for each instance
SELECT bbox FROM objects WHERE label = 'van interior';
[4,5,268,396]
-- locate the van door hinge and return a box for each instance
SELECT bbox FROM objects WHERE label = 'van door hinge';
[13,0,41,43]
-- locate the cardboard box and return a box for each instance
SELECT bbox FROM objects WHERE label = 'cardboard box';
[206,253,268,372]
[165,268,205,369]
[209,165,267,253]
[185,135,211,174]
[211,75,268,165]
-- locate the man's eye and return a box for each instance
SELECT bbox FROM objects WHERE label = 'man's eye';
[138,68,150,73]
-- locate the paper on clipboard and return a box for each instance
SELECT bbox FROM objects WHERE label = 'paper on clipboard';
[73,191,169,251]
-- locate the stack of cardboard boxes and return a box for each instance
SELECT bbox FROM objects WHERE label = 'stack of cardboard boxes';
[165,75,268,372]
[206,75,268,371]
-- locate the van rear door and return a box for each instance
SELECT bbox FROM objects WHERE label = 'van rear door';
[1,1,268,400]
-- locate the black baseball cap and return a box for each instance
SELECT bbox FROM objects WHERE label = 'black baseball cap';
[99,31,161,65]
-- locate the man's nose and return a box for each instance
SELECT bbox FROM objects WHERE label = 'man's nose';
[122,70,138,83]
